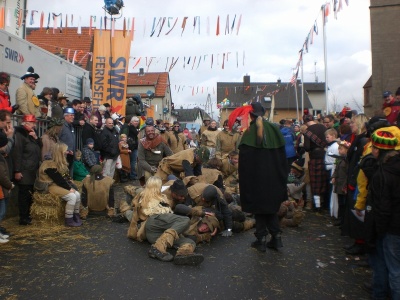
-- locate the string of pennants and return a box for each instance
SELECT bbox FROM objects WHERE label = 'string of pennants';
[289,0,349,86]
[0,7,242,38]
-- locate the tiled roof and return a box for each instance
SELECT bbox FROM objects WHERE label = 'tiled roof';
[175,107,211,122]
[26,27,93,70]
[127,72,170,98]
[217,82,313,110]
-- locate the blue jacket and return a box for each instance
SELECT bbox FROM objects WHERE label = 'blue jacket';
[280,127,296,159]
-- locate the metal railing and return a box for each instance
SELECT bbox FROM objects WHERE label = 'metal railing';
[11,115,84,151]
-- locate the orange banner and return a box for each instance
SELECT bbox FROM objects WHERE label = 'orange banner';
[92,29,131,116]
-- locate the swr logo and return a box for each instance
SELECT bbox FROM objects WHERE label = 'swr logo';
[5,47,24,63]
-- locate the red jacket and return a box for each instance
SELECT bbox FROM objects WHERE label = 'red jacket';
[0,89,12,112]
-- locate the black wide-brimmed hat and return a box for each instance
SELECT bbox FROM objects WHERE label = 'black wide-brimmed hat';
[250,102,266,117]
[21,66,40,80]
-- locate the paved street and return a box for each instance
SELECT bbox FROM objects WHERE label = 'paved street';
[0,183,371,300]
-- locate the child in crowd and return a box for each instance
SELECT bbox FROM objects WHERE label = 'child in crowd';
[82,138,97,171]
[325,128,339,215]
[331,140,350,226]
[0,133,14,243]
[117,133,131,183]
[73,149,89,181]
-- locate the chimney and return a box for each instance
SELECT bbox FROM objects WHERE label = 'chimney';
[139,68,144,76]
[243,75,250,95]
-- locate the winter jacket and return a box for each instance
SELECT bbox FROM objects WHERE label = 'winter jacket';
[58,122,75,152]
[81,123,101,151]
[73,161,89,181]
[0,89,12,112]
[280,126,297,159]
[0,154,13,198]
[368,151,400,237]
[12,126,42,185]
[82,146,97,169]
[100,126,120,159]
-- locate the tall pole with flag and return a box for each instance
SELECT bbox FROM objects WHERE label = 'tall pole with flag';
[322,4,329,115]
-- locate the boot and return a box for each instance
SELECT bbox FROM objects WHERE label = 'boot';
[251,236,267,252]
[267,233,283,250]
[80,206,88,220]
[73,213,83,226]
[107,207,116,218]
[243,218,256,231]
[148,246,174,262]
[119,170,128,183]
[174,243,204,266]
[119,201,131,214]
[65,217,80,227]
[153,229,178,251]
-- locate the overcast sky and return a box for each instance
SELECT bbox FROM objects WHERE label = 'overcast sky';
[26,0,371,112]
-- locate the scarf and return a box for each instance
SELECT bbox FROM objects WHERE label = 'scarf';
[140,134,164,150]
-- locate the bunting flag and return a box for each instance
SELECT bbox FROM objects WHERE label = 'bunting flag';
[231,14,236,33]
[30,10,37,25]
[181,16,188,36]
[222,53,225,69]
[150,17,157,37]
[207,16,210,35]
[132,57,141,69]
[196,56,201,69]
[216,15,220,35]
[77,16,82,34]
[0,7,4,29]
[67,48,71,61]
[225,15,229,34]
[157,17,166,37]
[6,8,10,27]
[18,9,23,28]
[345,0,349,5]
[111,18,115,37]
[191,56,196,70]
[123,17,126,37]
[39,11,44,29]
[89,16,93,36]
[65,14,68,34]
[236,14,242,35]
[290,69,299,86]
[211,54,213,68]
[46,12,50,32]
[165,17,177,35]
[71,14,73,26]
[130,17,134,41]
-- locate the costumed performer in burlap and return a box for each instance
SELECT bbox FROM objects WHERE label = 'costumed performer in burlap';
[38,143,82,227]
[125,176,205,266]
[80,165,115,219]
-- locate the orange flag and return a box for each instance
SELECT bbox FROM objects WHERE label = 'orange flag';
[216,15,220,35]
[0,7,4,29]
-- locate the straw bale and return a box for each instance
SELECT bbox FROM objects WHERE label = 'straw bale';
[31,192,65,226]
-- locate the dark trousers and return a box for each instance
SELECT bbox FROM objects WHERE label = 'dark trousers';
[18,184,34,221]
[254,213,280,239]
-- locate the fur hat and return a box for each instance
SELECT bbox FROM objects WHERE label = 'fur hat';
[0,131,8,148]
[195,147,210,164]
[21,66,40,80]
[250,102,266,117]
[22,115,36,122]
[371,130,398,150]
[170,179,188,196]
[201,215,220,232]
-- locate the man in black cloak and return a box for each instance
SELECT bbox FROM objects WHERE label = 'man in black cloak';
[238,102,287,252]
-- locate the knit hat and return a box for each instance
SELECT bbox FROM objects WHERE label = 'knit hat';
[202,185,219,203]
[170,179,188,196]
[201,215,220,232]
[47,118,64,129]
[0,131,8,148]
[195,146,210,164]
[291,158,305,172]
[86,138,94,145]
[371,130,398,150]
